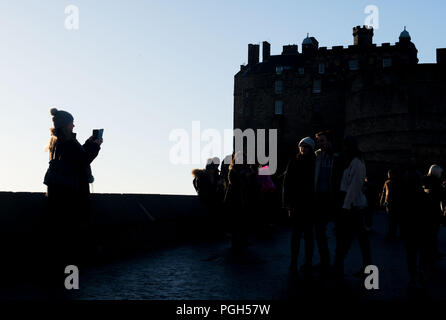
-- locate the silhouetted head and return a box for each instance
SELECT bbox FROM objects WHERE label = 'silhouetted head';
[298,137,315,156]
[47,108,76,153]
[315,130,333,152]
[50,107,74,130]
[222,155,232,166]
[428,164,444,179]
[205,157,220,172]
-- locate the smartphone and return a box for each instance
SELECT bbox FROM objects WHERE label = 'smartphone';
[92,129,104,140]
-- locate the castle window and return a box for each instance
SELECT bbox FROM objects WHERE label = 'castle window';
[298,67,305,75]
[276,66,283,75]
[312,80,321,93]
[349,60,359,70]
[275,80,283,94]
[318,63,325,74]
[383,58,392,68]
[275,100,283,115]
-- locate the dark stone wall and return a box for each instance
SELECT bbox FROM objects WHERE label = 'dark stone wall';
[0,192,209,260]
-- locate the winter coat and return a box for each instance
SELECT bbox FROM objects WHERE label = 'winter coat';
[193,169,216,205]
[224,164,257,211]
[339,157,367,210]
[314,149,342,194]
[46,136,100,201]
[282,153,316,211]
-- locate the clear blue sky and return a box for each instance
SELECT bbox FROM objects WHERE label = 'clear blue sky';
[0,0,444,195]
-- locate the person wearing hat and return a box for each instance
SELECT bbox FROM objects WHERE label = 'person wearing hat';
[283,137,316,277]
[44,107,103,295]
[45,107,103,198]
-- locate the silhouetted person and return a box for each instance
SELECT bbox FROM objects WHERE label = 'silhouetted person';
[220,154,233,189]
[224,152,257,254]
[400,158,433,288]
[283,137,316,278]
[192,168,213,205]
[44,108,102,295]
[313,131,342,274]
[256,164,277,236]
[380,169,405,239]
[422,165,446,261]
[206,157,226,205]
[363,176,378,231]
[192,157,226,235]
[334,136,371,280]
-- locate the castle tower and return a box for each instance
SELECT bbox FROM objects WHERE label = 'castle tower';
[302,33,318,55]
[353,25,374,47]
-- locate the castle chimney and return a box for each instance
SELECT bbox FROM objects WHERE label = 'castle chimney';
[353,25,374,47]
[437,48,446,65]
[263,41,271,62]
[248,44,260,65]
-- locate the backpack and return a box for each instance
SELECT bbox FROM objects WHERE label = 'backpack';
[43,146,80,192]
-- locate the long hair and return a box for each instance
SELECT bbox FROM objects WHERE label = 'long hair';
[46,127,74,156]
[229,151,247,171]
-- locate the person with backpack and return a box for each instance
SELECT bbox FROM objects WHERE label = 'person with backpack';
[44,107,103,295]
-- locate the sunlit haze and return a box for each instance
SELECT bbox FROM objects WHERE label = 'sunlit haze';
[0,0,444,194]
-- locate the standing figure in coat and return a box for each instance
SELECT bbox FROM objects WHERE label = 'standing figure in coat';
[44,108,103,293]
[333,136,371,279]
[313,131,343,274]
[283,137,316,278]
[421,165,446,262]
[224,152,258,254]
[400,158,428,288]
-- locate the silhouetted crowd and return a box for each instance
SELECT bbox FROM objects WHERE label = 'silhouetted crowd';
[192,131,446,289]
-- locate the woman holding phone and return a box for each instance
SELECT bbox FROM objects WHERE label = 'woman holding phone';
[44,107,103,293]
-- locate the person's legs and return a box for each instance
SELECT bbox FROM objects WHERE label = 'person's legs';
[314,221,330,268]
[314,194,330,269]
[364,208,373,230]
[355,211,372,268]
[402,225,418,286]
[303,222,315,271]
[290,218,303,269]
[433,221,442,257]
[387,207,397,238]
[334,211,353,277]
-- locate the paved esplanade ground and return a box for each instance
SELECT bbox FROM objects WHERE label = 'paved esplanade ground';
[4,211,444,300]
[68,211,446,300]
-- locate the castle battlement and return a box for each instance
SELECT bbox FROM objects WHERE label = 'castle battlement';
[234,26,446,179]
